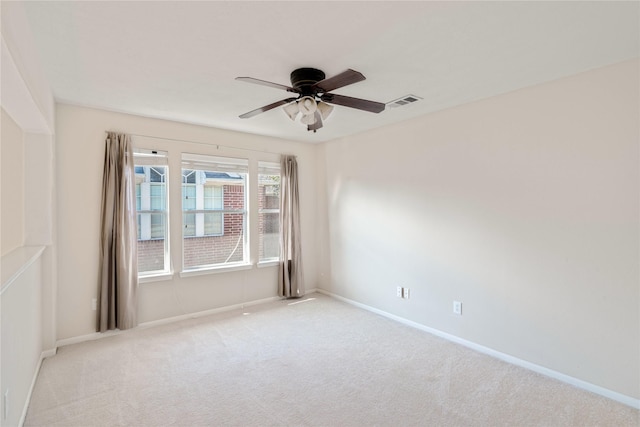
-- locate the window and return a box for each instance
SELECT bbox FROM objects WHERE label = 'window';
[258,161,280,262]
[181,153,248,270]
[134,149,170,276]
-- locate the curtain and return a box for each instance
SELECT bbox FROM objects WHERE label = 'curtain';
[278,155,304,298]
[97,132,138,331]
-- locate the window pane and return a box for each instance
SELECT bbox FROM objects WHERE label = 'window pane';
[137,235,166,273]
[150,213,165,239]
[137,212,166,273]
[259,211,280,260]
[258,169,280,262]
[204,212,223,236]
[134,152,169,276]
[183,212,245,269]
[181,155,248,270]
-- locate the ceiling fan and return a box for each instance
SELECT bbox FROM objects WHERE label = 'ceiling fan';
[236,68,385,132]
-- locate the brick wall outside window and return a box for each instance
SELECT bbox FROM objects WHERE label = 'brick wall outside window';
[138,239,165,272]
[183,184,245,268]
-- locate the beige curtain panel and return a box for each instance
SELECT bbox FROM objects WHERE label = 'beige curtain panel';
[97,132,139,331]
[278,155,304,298]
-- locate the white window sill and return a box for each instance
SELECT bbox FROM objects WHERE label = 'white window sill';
[180,262,253,278]
[257,260,279,268]
[139,272,174,284]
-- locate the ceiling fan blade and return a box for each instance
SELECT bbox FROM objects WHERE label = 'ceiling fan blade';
[312,69,365,93]
[321,93,385,113]
[239,98,297,119]
[235,77,297,93]
[308,111,323,132]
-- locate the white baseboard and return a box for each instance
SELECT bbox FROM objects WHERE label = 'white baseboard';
[140,291,317,328]
[41,348,57,359]
[18,348,56,427]
[55,329,123,348]
[56,295,286,348]
[139,296,282,329]
[317,289,640,410]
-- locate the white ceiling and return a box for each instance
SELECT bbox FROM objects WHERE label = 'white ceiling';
[20,1,640,143]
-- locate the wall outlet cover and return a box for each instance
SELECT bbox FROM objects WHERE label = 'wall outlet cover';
[453,301,462,315]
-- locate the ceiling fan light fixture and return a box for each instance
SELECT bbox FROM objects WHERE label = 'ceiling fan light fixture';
[317,101,334,120]
[298,96,317,115]
[300,113,317,125]
[283,101,299,121]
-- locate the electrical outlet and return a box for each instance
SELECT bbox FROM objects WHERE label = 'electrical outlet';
[403,288,410,299]
[92,298,97,311]
[453,301,462,315]
[397,287,403,298]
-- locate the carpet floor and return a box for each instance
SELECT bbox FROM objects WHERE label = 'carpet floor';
[25,293,638,426]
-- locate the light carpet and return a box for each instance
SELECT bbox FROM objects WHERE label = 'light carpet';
[25,293,638,426]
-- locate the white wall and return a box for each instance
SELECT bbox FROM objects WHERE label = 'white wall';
[0,2,55,133]
[1,109,25,256]
[55,105,319,340]
[318,60,639,401]
[1,249,44,427]
[1,2,57,424]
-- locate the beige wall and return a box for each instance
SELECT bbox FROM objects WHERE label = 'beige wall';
[55,105,319,340]
[1,108,25,256]
[318,60,639,400]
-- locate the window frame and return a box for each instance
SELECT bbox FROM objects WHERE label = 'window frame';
[133,149,171,279]
[258,161,281,264]
[180,153,250,273]
[132,140,286,281]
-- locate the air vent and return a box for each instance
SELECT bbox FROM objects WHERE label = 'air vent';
[387,95,422,109]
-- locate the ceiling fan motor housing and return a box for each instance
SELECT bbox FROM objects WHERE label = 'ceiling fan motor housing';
[290,68,326,95]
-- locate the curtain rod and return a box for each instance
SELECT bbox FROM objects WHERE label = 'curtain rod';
[105,131,286,156]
